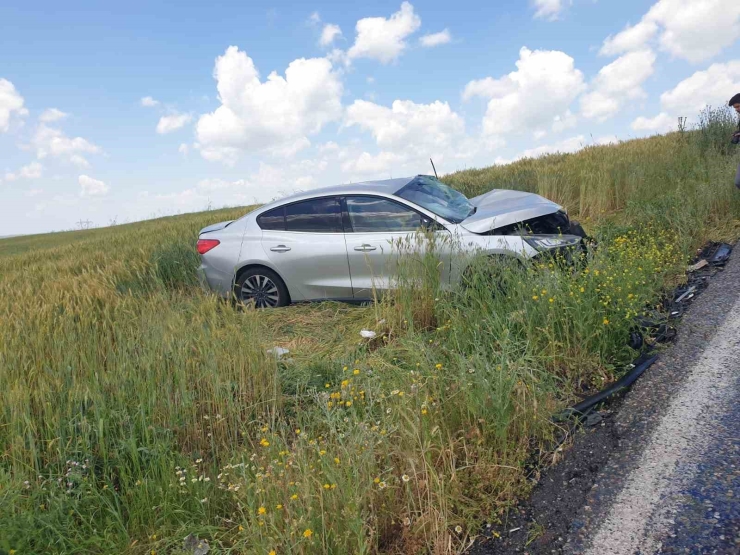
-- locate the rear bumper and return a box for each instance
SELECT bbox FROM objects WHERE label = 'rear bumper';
[197,263,232,298]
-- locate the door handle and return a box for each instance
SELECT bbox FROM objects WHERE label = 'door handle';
[354,244,377,252]
[270,245,291,252]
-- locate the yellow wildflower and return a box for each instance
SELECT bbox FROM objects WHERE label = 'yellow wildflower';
[258,506,267,515]
[260,438,270,447]
[303,529,313,538]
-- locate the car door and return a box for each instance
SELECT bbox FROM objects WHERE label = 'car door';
[259,196,353,301]
[343,195,451,299]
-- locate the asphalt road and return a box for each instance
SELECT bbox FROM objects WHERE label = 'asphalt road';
[565,252,740,554]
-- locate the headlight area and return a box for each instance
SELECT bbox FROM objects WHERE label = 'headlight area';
[524,234,586,265]
[524,234,582,251]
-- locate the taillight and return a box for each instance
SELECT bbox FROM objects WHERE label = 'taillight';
[197,239,220,255]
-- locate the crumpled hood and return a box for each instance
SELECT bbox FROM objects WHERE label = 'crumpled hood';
[199,220,234,235]
[461,189,562,234]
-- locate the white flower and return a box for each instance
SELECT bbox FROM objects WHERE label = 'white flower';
[455,525,462,534]
[402,474,410,482]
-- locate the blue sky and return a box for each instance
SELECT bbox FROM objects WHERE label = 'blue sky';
[1,0,739,235]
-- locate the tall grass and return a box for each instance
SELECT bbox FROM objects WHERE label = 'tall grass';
[1,110,740,554]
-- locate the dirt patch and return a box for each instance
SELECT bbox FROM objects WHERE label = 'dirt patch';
[468,401,624,554]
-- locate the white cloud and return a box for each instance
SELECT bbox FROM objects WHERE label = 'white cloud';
[195,46,343,165]
[156,112,193,134]
[634,61,740,137]
[600,0,740,63]
[308,12,321,26]
[341,151,405,174]
[345,98,465,154]
[552,109,578,132]
[196,177,248,192]
[520,135,585,159]
[5,161,43,181]
[420,29,451,47]
[69,154,90,168]
[31,124,101,167]
[178,143,189,155]
[580,49,656,121]
[141,96,160,107]
[462,77,512,101]
[39,108,68,123]
[318,140,340,152]
[79,174,109,196]
[346,2,421,64]
[631,112,675,132]
[0,78,28,132]
[343,97,482,178]
[532,0,568,21]
[26,188,43,197]
[140,161,327,214]
[659,60,740,114]
[320,24,342,47]
[463,47,586,140]
[600,20,658,56]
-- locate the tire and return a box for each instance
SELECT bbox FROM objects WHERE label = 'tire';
[235,267,290,308]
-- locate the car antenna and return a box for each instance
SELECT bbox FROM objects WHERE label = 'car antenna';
[430,157,438,179]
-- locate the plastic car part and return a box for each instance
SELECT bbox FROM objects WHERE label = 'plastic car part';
[556,354,659,421]
[710,243,732,266]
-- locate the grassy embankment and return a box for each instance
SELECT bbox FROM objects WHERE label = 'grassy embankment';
[1,109,739,554]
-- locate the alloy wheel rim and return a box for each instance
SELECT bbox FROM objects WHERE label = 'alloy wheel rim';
[241,275,280,308]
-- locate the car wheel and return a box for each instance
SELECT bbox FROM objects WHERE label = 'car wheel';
[235,267,289,308]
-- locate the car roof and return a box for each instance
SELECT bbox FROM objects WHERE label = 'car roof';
[254,176,420,213]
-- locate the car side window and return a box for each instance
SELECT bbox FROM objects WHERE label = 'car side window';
[285,197,343,233]
[257,206,285,231]
[346,196,423,233]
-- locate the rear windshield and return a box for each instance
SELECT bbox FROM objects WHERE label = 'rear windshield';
[395,176,474,223]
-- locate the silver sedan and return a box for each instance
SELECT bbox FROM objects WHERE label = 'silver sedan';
[196,175,583,308]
